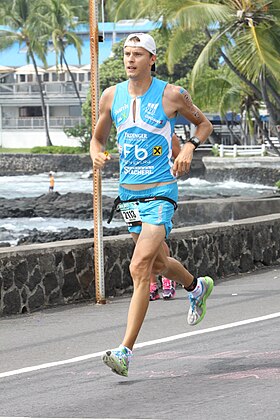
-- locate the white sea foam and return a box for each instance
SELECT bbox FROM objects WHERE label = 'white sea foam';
[0,172,276,199]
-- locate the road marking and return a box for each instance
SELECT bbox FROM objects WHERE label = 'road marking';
[1,311,280,379]
[0,418,151,420]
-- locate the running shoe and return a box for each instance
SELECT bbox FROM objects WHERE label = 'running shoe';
[187,276,214,326]
[162,277,176,299]
[102,345,132,377]
[150,282,160,301]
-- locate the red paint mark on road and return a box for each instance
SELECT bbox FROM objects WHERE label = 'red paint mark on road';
[210,368,280,380]
[142,350,280,361]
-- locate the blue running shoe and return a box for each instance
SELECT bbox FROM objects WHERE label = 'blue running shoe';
[102,345,132,377]
[187,276,214,326]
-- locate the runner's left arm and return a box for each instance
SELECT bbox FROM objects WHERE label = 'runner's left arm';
[166,85,213,176]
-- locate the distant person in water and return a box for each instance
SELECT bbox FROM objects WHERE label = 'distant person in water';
[49,172,55,193]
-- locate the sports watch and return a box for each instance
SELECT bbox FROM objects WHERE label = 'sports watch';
[187,136,201,149]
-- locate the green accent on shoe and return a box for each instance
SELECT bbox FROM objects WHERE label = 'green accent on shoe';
[187,276,214,326]
[102,346,132,377]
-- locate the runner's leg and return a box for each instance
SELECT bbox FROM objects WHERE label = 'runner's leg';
[152,243,194,286]
[122,223,166,350]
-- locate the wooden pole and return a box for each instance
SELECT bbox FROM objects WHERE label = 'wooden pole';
[89,0,106,304]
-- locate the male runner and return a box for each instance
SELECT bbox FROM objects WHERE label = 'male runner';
[90,33,214,377]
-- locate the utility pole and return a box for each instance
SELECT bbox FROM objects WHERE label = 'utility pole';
[89,0,106,304]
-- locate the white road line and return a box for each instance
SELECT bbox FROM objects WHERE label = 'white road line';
[1,311,279,379]
[0,418,150,420]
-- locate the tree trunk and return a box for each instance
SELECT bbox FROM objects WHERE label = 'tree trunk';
[62,53,83,108]
[29,49,52,146]
[208,129,221,144]
[251,105,280,156]
[266,77,280,109]
[225,119,241,145]
[259,69,280,142]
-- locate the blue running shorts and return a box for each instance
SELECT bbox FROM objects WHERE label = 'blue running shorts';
[119,182,178,238]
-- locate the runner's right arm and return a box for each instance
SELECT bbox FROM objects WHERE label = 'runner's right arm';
[90,86,115,169]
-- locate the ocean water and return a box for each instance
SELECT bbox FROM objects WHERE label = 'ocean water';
[0,171,276,199]
[0,172,277,245]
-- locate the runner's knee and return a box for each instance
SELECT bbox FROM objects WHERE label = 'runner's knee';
[129,259,151,283]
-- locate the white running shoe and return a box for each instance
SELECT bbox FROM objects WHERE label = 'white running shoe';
[187,276,214,326]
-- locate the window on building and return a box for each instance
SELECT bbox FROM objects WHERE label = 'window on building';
[27,74,33,82]
[43,73,49,82]
[79,73,85,82]
[52,73,58,82]
[19,106,43,117]
[20,75,26,83]
[59,73,65,81]
[69,106,82,117]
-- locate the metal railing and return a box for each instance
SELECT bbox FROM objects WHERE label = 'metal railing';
[2,116,85,129]
[0,82,90,96]
[217,144,267,157]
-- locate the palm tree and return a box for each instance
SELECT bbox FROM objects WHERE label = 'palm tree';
[115,0,280,145]
[191,66,280,151]
[38,0,84,108]
[0,0,52,146]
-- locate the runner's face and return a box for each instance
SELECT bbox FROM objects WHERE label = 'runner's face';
[124,47,155,79]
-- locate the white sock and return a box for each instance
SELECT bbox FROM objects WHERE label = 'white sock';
[189,277,203,298]
[119,345,132,354]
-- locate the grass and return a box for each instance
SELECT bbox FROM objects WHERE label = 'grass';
[0,148,32,153]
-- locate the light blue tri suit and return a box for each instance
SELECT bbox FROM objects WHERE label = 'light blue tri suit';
[111,77,178,237]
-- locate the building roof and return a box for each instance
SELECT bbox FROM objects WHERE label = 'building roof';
[0,20,161,68]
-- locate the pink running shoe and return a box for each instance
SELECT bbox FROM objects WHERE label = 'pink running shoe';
[150,283,160,301]
[162,277,176,299]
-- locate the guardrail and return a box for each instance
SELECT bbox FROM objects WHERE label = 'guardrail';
[215,140,280,157]
[218,144,267,157]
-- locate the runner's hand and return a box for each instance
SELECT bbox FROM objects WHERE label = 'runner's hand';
[93,152,111,169]
[172,144,194,177]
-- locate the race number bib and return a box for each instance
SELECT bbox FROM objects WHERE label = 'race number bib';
[118,201,142,226]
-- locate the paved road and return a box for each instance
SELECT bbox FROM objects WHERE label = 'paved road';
[1,267,280,420]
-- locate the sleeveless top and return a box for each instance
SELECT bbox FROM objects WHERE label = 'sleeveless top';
[111,77,176,185]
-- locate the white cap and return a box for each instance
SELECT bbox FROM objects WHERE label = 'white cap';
[124,33,156,55]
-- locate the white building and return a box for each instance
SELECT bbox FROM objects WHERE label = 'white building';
[0,20,160,148]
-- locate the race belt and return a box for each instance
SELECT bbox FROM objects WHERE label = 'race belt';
[107,195,178,227]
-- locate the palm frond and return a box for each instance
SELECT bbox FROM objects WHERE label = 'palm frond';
[219,85,244,116]
[115,0,162,21]
[190,29,231,89]
[172,2,232,30]
[230,25,280,82]
[166,28,195,72]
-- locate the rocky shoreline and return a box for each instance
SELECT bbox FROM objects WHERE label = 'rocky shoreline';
[0,190,238,220]
[0,192,120,247]
[0,192,114,221]
[1,190,277,247]
[0,191,229,247]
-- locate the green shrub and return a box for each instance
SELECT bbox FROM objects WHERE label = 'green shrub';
[275,180,280,189]
[31,146,83,154]
[211,144,219,157]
